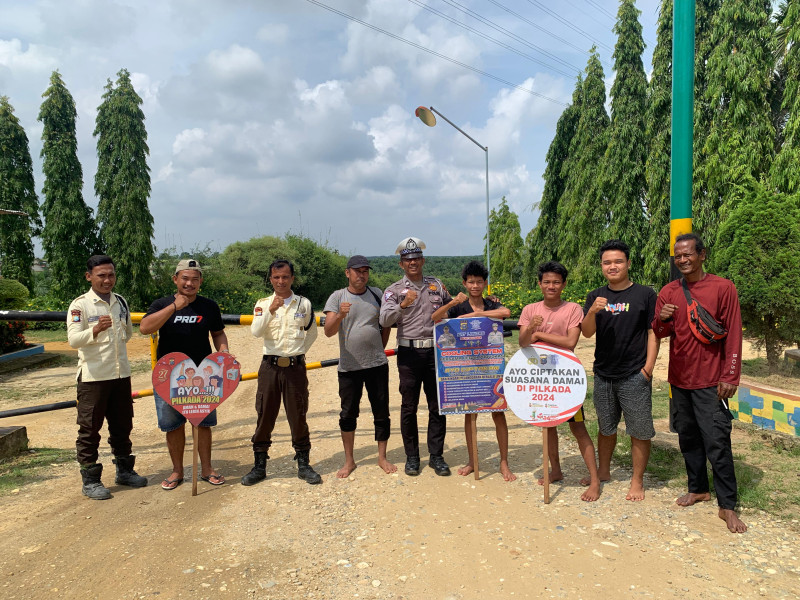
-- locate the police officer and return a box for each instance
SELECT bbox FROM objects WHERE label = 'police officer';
[380,237,452,476]
[67,255,147,500]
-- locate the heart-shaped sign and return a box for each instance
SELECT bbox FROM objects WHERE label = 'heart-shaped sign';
[152,352,241,426]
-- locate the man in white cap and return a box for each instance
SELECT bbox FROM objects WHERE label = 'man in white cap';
[380,237,453,476]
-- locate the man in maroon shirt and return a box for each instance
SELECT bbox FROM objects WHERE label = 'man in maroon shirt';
[653,233,746,533]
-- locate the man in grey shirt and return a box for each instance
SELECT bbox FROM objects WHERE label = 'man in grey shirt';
[324,255,395,478]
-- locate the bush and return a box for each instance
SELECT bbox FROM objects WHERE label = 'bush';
[490,280,591,317]
[0,278,30,353]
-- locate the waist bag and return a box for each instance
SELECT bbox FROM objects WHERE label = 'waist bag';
[681,279,727,344]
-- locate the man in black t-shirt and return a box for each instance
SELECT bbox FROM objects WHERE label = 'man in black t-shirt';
[431,261,514,481]
[140,259,230,491]
[581,240,658,501]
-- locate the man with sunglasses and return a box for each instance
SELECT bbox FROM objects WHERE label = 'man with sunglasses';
[380,237,453,477]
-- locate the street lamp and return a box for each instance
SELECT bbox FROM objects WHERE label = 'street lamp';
[415,106,491,286]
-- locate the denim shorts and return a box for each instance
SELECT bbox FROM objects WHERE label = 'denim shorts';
[593,371,655,440]
[154,390,217,432]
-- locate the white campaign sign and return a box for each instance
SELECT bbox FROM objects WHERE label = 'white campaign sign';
[503,343,587,427]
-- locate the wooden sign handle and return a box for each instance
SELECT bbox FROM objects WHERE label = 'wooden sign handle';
[542,427,550,504]
[191,425,199,497]
[469,413,479,480]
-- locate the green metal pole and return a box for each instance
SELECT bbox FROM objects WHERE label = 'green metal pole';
[669,0,696,431]
[670,0,695,279]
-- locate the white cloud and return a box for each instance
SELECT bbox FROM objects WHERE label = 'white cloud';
[0,38,57,71]
[257,23,289,45]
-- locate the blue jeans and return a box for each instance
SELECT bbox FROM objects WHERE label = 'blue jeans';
[154,390,217,432]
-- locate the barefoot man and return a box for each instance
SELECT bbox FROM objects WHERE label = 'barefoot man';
[653,233,747,533]
[432,260,515,481]
[581,240,658,501]
[324,255,396,477]
[518,261,602,502]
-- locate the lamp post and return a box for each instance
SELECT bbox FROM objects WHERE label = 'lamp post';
[415,106,491,285]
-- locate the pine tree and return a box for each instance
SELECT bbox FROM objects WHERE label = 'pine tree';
[697,0,775,248]
[524,76,583,285]
[0,96,41,291]
[94,69,155,308]
[716,182,800,372]
[38,71,99,301]
[602,0,648,275]
[772,0,800,193]
[643,0,673,288]
[487,197,524,283]
[557,47,610,284]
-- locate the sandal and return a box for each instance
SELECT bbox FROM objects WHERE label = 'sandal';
[200,473,225,486]
[161,476,184,490]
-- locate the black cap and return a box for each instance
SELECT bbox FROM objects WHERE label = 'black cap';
[346,255,371,269]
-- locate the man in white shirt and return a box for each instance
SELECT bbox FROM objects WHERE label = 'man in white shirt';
[67,255,147,500]
[243,259,320,485]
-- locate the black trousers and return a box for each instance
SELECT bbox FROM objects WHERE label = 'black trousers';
[76,376,133,465]
[252,358,311,454]
[397,346,446,458]
[671,385,738,509]
[338,363,391,440]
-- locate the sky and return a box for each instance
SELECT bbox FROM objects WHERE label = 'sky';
[0,0,662,258]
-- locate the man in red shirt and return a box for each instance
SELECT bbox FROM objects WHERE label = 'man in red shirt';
[653,233,746,533]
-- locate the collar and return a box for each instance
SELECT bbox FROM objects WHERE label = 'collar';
[87,288,117,306]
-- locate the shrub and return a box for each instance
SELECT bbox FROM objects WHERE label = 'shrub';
[0,278,30,353]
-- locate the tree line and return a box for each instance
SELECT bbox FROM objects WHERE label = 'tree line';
[1,69,154,307]
[488,0,800,371]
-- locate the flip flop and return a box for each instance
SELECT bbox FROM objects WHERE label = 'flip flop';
[161,476,184,490]
[200,473,225,486]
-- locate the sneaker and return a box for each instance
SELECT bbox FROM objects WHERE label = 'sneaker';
[404,455,421,476]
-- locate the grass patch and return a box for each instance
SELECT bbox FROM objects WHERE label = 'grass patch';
[24,329,69,344]
[0,447,74,494]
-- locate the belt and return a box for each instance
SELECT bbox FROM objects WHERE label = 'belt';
[264,355,305,367]
[397,338,434,349]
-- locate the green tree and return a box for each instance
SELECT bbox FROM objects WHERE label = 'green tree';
[38,71,99,301]
[0,96,41,291]
[524,76,583,285]
[643,0,673,287]
[772,0,800,193]
[557,47,610,284]
[716,182,800,372]
[486,196,523,283]
[697,0,775,249]
[94,68,155,309]
[602,0,648,275]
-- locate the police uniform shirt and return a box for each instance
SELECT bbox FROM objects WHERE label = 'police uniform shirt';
[145,295,224,365]
[251,293,318,357]
[379,276,452,340]
[67,289,133,382]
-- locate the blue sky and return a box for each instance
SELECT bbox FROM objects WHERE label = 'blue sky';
[1,0,662,258]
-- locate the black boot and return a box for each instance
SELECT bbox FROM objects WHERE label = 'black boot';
[241,452,268,486]
[113,455,148,487]
[295,451,322,485]
[80,463,111,500]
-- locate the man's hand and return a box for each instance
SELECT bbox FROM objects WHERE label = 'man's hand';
[589,296,608,314]
[269,295,283,315]
[174,293,191,311]
[717,382,737,400]
[92,315,113,337]
[401,290,418,309]
[338,302,352,319]
[452,292,468,306]
[659,303,677,321]
[530,315,543,329]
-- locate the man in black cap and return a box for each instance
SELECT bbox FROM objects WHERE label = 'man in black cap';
[324,255,395,478]
[380,237,453,476]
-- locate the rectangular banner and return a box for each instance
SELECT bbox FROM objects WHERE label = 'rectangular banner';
[434,316,506,415]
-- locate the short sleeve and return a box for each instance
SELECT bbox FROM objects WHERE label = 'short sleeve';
[323,290,341,314]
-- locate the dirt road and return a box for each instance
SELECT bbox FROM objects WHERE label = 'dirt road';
[0,327,797,599]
